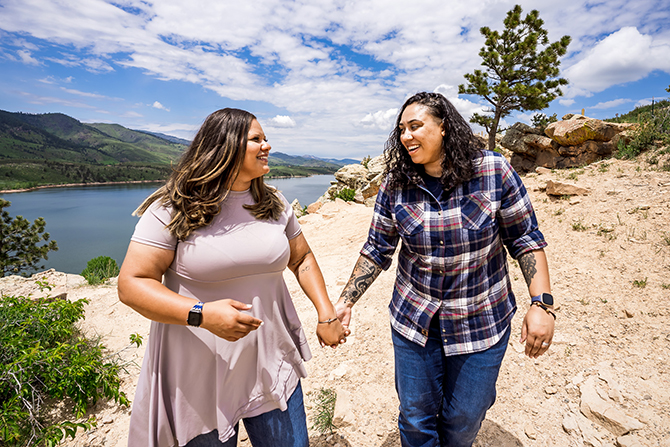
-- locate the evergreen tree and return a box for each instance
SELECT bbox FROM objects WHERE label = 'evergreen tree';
[459,5,571,150]
[0,199,58,276]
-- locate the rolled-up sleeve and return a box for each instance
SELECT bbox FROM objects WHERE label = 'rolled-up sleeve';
[360,179,400,270]
[497,161,547,259]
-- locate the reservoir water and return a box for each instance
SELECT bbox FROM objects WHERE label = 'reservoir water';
[1,175,334,275]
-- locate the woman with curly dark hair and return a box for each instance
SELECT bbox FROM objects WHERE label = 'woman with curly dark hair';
[118,108,347,447]
[335,92,555,446]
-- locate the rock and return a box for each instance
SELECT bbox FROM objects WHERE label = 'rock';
[332,388,355,427]
[307,201,323,214]
[576,411,604,447]
[291,199,305,218]
[524,424,537,440]
[334,164,369,190]
[545,117,619,146]
[580,377,645,436]
[536,167,552,175]
[616,434,649,447]
[328,363,349,380]
[624,309,634,318]
[546,180,590,196]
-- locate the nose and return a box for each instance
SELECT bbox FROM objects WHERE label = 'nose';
[401,128,413,143]
[262,140,271,151]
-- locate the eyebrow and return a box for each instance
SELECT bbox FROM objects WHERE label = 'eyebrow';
[399,118,422,127]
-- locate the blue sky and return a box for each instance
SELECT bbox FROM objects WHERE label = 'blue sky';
[1,0,669,160]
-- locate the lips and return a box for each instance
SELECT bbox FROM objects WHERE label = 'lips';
[406,144,420,154]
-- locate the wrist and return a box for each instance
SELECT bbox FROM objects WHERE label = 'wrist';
[530,301,556,319]
[531,292,554,309]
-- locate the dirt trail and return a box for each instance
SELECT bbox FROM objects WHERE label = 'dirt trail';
[3,155,669,447]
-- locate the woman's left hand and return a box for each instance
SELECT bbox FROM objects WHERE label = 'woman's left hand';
[520,305,555,358]
[316,318,349,348]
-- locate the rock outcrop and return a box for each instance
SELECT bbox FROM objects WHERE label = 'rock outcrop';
[315,154,385,208]
[501,114,638,172]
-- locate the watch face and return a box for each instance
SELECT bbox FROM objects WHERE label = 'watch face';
[188,311,202,327]
[542,293,554,306]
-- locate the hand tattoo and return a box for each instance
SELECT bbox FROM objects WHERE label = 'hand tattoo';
[341,256,382,306]
[518,252,537,287]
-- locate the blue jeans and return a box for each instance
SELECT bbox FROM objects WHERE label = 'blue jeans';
[185,382,308,447]
[392,318,510,447]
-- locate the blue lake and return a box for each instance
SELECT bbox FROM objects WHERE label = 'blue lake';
[1,175,334,274]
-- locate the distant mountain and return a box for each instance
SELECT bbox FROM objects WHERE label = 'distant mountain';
[0,110,341,189]
[0,110,186,165]
[301,154,361,166]
[138,130,192,145]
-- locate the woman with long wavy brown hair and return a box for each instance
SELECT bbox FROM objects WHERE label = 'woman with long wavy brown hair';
[119,108,347,447]
[335,92,555,446]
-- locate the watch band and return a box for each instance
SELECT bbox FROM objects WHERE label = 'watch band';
[187,301,204,327]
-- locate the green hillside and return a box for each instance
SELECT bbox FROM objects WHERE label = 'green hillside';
[0,110,344,190]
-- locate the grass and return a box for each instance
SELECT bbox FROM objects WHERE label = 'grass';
[632,278,648,288]
[571,219,588,232]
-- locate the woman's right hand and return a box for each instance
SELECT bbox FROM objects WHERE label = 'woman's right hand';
[200,299,263,342]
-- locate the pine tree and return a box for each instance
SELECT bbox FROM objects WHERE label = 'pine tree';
[0,199,58,276]
[459,5,571,150]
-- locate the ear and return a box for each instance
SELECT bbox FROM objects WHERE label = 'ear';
[440,122,446,137]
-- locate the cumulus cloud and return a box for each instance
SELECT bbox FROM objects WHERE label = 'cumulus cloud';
[360,108,398,130]
[265,115,297,128]
[152,101,170,111]
[563,27,670,95]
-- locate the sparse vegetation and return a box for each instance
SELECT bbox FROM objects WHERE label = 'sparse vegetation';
[632,277,648,288]
[81,256,120,285]
[335,187,356,202]
[311,387,337,435]
[571,219,588,231]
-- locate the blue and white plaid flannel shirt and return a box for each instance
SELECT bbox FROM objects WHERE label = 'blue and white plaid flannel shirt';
[361,151,547,356]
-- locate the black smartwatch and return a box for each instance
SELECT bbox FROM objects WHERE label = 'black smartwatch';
[531,293,554,307]
[187,302,204,327]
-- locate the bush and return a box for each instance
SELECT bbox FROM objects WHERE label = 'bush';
[81,256,120,285]
[311,387,337,434]
[616,108,670,159]
[530,112,558,132]
[334,188,356,202]
[0,290,136,446]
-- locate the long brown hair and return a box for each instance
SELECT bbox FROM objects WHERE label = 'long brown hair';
[135,108,284,240]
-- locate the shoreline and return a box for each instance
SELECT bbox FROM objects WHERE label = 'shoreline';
[0,174,327,194]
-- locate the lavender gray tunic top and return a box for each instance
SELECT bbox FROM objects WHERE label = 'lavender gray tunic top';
[127,189,312,446]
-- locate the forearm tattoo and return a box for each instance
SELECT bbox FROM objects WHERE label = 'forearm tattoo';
[518,252,537,287]
[290,249,312,270]
[341,256,383,306]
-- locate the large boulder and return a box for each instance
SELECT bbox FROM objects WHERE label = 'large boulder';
[315,154,386,208]
[545,116,618,146]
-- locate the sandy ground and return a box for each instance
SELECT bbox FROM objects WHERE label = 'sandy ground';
[3,154,669,447]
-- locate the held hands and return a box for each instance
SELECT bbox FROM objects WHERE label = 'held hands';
[200,299,263,342]
[520,305,555,358]
[316,317,349,349]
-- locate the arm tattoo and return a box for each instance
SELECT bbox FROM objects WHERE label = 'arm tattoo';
[518,252,537,287]
[341,256,383,306]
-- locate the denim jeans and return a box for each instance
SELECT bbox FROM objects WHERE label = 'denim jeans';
[185,382,308,447]
[392,318,510,447]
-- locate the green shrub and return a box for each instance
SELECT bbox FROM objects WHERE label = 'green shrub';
[81,256,120,285]
[311,387,337,434]
[531,112,558,132]
[616,108,670,159]
[0,291,136,446]
[335,188,356,202]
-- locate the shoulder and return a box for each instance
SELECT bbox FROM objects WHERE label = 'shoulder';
[140,200,173,225]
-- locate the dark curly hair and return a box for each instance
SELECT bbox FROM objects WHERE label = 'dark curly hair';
[384,92,484,190]
[135,108,284,240]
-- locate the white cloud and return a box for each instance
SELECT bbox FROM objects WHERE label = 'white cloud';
[17,50,40,65]
[563,27,670,95]
[591,98,633,109]
[265,115,297,128]
[360,108,398,130]
[559,99,576,107]
[152,101,170,111]
[61,87,107,99]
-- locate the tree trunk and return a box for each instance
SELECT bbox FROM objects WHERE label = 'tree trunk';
[488,111,502,151]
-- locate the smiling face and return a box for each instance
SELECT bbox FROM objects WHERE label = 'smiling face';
[231,119,271,191]
[398,103,445,177]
